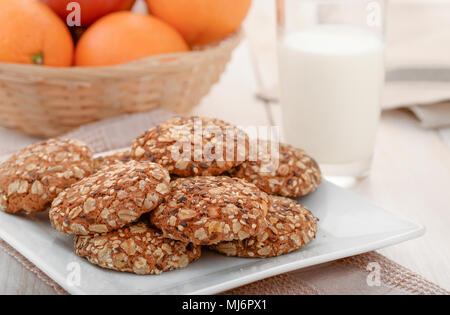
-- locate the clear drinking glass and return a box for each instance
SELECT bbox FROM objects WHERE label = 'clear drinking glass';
[276,0,386,186]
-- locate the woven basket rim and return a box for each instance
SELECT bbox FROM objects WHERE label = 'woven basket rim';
[0,30,243,78]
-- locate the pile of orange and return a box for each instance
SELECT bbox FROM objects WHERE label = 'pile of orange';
[0,0,252,67]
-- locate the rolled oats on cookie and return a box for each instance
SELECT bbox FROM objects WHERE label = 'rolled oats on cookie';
[50,160,170,235]
[150,176,270,245]
[0,139,94,214]
[75,222,201,275]
[93,149,132,172]
[229,141,322,197]
[131,116,249,177]
[210,196,318,258]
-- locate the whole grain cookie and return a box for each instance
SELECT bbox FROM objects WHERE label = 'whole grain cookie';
[229,141,322,197]
[131,116,249,177]
[210,196,318,258]
[50,160,170,235]
[93,149,132,172]
[75,222,201,275]
[150,176,270,245]
[0,139,94,214]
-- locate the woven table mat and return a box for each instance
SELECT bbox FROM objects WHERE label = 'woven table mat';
[0,238,447,295]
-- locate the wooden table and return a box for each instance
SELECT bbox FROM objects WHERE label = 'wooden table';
[1,0,449,294]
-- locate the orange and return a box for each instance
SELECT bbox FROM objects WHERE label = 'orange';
[146,0,252,45]
[75,12,190,67]
[0,0,74,67]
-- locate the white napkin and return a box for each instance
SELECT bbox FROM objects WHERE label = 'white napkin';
[439,128,450,148]
[384,0,450,130]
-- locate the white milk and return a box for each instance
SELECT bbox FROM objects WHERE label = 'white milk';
[278,25,384,165]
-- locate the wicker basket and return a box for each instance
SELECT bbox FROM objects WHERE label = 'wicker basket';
[0,31,242,138]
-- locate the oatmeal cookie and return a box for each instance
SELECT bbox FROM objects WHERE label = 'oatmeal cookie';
[50,160,170,235]
[93,149,132,172]
[131,116,249,177]
[150,176,270,245]
[229,141,322,197]
[75,222,201,275]
[210,196,318,258]
[0,139,94,214]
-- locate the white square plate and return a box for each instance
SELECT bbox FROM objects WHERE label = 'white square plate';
[0,181,424,295]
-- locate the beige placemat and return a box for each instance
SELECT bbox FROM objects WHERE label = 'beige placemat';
[0,238,446,295]
[0,109,177,157]
[0,109,448,295]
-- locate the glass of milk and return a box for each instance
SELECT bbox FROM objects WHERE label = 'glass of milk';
[276,0,386,185]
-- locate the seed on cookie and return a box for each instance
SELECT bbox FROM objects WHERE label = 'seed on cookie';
[210,195,318,258]
[229,141,322,197]
[93,149,132,172]
[0,139,94,214]
[50,160,170,235]
[131,116,249,177]
[150,176,270,245]
[74,222,201,275]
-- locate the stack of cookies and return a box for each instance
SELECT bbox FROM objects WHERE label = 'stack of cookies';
[0,116,321,275]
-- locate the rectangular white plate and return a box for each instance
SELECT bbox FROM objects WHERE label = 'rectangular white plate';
[0,181,424,295]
